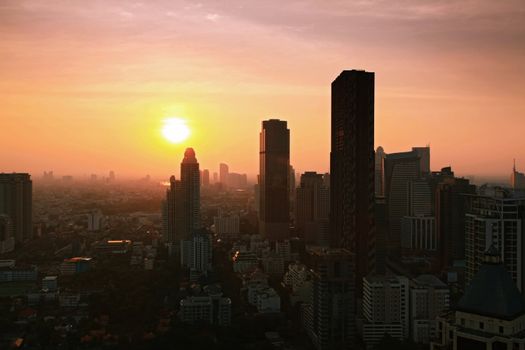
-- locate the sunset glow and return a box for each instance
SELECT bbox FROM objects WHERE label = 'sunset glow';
[162,118,191,144]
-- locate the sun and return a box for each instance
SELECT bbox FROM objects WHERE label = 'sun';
[162,118,191,144]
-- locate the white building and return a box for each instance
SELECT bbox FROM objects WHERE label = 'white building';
[410,275,449,344]
[254,287,281,313]
[362,275,410,347]
[179,284,232,326]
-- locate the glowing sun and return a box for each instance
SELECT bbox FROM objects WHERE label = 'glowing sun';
[162,118,190,144]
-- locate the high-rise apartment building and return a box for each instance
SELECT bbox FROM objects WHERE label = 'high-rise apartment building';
[295,172,329,246]
[362,275,410,346]
[464,187,525,292]
[201,169,210,187]
[375,146,386,197]
[384,150,421,256]
[259,119,290,241]
[181,148,200,236]
[305,247,356,350]
[511,160,525,191]
[330,70,375,296]
[0,173,32,244]
[219,163,229,187]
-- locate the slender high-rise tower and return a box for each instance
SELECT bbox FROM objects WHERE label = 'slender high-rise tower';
[330,70,375,296]
[259,119,290,241]
[181,148,200,238]
[0,173,32,245]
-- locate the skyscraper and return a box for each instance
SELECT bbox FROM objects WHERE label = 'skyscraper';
[219,163,229,187]
[259,119,290,241]
[384,150,421,256]
[511,160,525,190]
[375,146,386,197]
[295,172,329,245]
[464,187,525,292]
[330,70,375,295]
[181,148,201,238]
[162,148,201,258]
[201,169,210,187]
[0,173,32,245]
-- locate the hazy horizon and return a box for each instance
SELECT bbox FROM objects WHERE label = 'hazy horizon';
[2,0,524,179]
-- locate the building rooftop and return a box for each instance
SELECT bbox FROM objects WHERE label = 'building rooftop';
[457,249,525,320]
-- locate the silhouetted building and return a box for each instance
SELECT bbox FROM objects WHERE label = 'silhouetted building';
[0,173,32,244]
[385,150,421,256]
[213,172,218,184]
[511,160,525,191]
[464,187,525,292]
[201,169,210,187]
[295,172,329,246]
[181,148,201,236]
[435,169,475,269]
[432,247,525,350]
[413,146,431,175]
[330,70,375,297]
[0,215,15,253]
[375,146,386,197]
[220,163,229,187]
[259,119,290,241]
[305,247,356,350]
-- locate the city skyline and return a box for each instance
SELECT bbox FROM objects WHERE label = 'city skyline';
[2,0,525,179]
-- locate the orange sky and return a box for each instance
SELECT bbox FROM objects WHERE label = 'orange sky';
[1,0,524,180]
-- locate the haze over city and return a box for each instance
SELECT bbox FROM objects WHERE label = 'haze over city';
[2,0,524,179]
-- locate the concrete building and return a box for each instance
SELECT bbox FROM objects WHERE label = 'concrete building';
[432,247,525,350]
[464,187,525,292]
[0,214,15,254]
[375,146,386,197]
[219,163,229,187]
[179,284,232,326]
[512,160,525,191]
[305,247,356,350]
[0,173,32,244]
[42,276,58,292]
[410,275,450,344]
[362,275,410,347]
[60,257,92,275]
[295,172,330,245]
[259,119,290,241]
[213,211,240,239]
[385,150,421,256]
[330,70,375,298]
[87,210,104,231]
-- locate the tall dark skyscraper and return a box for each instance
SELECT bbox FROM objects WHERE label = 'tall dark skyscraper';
[330,70,375,295]
[259,119,290,241]
[181,148,201,238]
[163,149,201,245]
[0,173,32,245]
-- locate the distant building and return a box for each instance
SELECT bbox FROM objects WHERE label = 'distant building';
[259,119,290,241]
[87,210,104,231]
[375,146,386,196]
[189,230,212,279]
[295,172,330,245]
[432,247,525,350]
[60,257,91,275]
[412,146,431,175]
[0,173,32,244]
[0,263,38,282]
[201,169,210,187]
[213,210,240,239]
[219,163,229,187]
[94,240,131,254]
[227,172,248,189]
[0,214,15,254]
[511,160,525,190]
[42,276,58,292]
[179,284,232,326]
[330,70,375,297]
[385,150,421,256]
[362,275,410,347]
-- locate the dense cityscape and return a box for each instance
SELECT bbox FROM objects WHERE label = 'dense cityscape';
[2,69,525,349]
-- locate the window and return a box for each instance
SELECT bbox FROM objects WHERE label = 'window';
[480,322,484,330]
[499,326,504,334]
[461,318,465,326]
